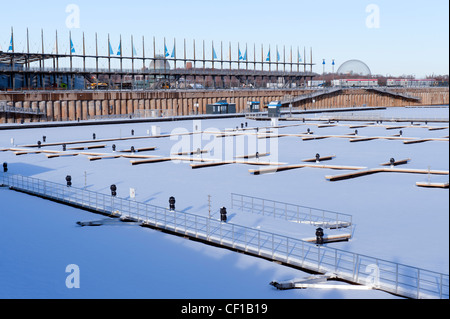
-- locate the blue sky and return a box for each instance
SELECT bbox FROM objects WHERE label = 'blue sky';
[0,0,448,77]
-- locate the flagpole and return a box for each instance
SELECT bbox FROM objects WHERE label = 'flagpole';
[131,35,134,73]
[108,33,111,72]
[212,41,214,70]
[95,33,99,73]
[254,43,256,71]
[82,32,86,72]
[173,37,176,70]
[202,39,205,70]
[261,44,263,72]
[228,41,231,71]
[237,42,240,70]
[246,43,248,70]
[70,31,73,72]
[183,38,187,69]
[120,35,123,73]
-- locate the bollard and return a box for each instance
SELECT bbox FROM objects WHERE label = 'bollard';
[112,144,116,152]
[220,207,228,222]
[316,227,324,245]
[37,141,42,148]
[241,123,244,129]
[316,153,321,163]
[3,162,7,173]
[131,146,135,153]
[307,128,311,134]
[131,130,135,136]
[43,136,46,143]
[66,175,72,187]
[62,144,66,151]
[390,158,395,167]
[399,130,403,136]
[355,129,358,135]
[169,197,176,211]
[256,152,260,160]
[110,184,117,197]
[93,133,96,140]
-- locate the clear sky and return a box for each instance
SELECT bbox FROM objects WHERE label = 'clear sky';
[0,0,448,78]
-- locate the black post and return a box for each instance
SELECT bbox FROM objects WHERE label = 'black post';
[316,227,324,245]
[3,162,7,173]
[169,197,176,211]
[110,184,117,197]
[66,175,72,187]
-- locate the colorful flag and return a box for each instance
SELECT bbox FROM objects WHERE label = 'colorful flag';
[165,44,170,58]
[8,36,13,52]
[277,51,280,62]
[117,43,121,56]
[266,50,270,62]
[239,49,243,61]
[243,49,247,61]
[109,42,114,55]
[213,48,217,60]
[298,53,302,62]
[70,39,75,54]
[133,45,137,56]
[171,46,175,58]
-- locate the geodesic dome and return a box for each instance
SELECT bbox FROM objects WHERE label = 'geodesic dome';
[337,60,371,76]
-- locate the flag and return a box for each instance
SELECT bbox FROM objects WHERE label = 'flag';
[109,42,114,55]
[70,39,75,54]
[277,51,280,62]
[171,46,175,58]
[298,53,302,62]
[8,36,13,52]
[266,50,270,62]
[239,49,243,61]
[133,45,137,56]
[117,43,121,56]
[213,48,217,60]
[243,49,247,61]
[165,44,170,58]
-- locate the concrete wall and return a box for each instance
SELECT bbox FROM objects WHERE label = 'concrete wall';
[0,88,448,123]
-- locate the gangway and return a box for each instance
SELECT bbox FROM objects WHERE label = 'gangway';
[280,88,343,106]
[366,87,421,102]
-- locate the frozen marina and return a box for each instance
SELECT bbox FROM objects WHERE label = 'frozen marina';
[0,106,448,299]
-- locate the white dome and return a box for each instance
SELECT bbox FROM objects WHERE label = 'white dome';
[337,60,371,76]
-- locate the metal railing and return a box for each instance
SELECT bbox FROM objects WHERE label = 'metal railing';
[0,102,44,115]
[231,193,353,232]
[1,173,448,299]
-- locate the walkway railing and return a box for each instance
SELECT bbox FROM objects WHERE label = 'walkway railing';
[231,193,353,232]
[1,173,448,299]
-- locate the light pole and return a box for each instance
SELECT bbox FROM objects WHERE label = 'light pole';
[194,102,199,115]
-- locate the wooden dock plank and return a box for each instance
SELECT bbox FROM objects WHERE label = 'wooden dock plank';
[326,167,449,181]
[302,155,336,163]
[380,158,411,166]
[416,182,449,189]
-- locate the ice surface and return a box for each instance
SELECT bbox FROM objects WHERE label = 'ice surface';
[0,106,448,299]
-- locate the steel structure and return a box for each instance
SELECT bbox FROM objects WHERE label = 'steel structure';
[0,29,317,91]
